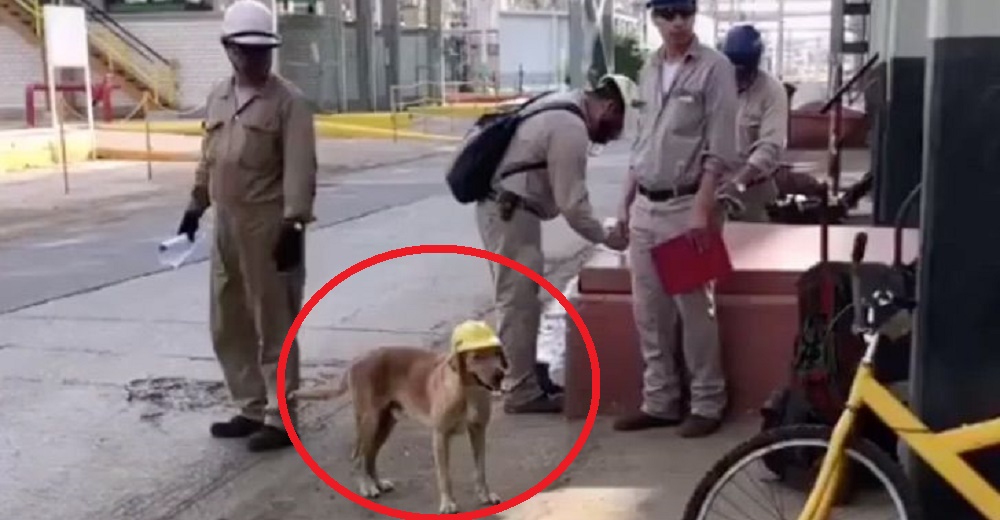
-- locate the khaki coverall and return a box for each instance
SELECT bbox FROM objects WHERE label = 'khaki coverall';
[628,40,739,421]
[474,91,609,407]
[732,69,789,222]
[190,74,317,431]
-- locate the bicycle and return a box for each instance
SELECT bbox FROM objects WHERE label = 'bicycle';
[682,230,1000,520]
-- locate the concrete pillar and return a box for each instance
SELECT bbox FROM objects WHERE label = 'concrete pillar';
[872,0,928,227]
[568,0,585,88]
[910,0,1000,517]
[326,0,347,112]
[380,0,400,110]
[426,0,444,103]
[600,0,615,75]
[355,0,376,111]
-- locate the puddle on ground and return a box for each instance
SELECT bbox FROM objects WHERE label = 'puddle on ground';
[125,377,229,415]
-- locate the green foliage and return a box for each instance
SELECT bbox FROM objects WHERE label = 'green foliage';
[613,33,646,82]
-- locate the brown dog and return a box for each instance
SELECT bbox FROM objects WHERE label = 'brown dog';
[294,333,508,514]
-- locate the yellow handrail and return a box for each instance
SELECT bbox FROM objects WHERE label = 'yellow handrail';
[6,0,179,108]
[10,0,41,36]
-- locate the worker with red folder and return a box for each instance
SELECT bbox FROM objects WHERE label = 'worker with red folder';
[611,0,740,439]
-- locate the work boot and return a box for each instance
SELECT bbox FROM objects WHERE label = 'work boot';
[210,415,264,438]
[503,393,564,414]
[678,414,722,438]
[613,411,681,432]
[247,425,293,452]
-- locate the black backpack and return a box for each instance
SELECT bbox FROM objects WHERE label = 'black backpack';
[445,92,586,204]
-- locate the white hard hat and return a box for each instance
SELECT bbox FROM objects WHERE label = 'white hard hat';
[221,0,281,47]
[598,73,639,113]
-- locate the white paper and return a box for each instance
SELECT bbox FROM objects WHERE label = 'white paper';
[157,234,201,269]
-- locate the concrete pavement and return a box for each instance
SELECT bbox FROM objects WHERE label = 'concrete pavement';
[1,141,777,520]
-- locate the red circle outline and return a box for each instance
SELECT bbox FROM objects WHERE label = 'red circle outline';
[278,244,600,519]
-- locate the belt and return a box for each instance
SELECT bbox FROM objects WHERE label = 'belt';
[637,183,699,202]
[486,190,543,220]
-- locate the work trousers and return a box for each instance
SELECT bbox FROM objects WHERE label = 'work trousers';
[628,195,727,420]
[209,205,305,430]
[734,178,779,223]
[475,199,546,407]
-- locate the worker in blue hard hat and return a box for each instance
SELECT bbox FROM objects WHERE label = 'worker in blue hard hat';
[614,0,739,438]
[719,23,789,222]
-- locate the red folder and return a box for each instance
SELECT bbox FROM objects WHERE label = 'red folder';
[651,228,733,295]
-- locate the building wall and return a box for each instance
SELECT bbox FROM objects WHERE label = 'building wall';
[497,11,569,92]
[0,21,45,113]
[114,12,230,110]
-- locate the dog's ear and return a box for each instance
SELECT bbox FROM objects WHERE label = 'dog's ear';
[497,349,509,371]
[447,351,466,374]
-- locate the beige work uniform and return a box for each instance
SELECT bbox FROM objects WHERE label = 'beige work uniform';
[472,90,609,407]
[732,70,789,222]
[627,40,739,421]
[190,74,317,431]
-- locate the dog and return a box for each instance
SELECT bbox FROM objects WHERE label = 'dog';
[293,336,509,514]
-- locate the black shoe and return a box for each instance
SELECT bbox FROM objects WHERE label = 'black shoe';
[613,411,682,432]
[210,416,264,438]
[535,362,564,396]
[247,425,293,452]
[503,393,564,414]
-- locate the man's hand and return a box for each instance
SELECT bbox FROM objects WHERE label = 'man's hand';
[604,224,629,251]
[688,198,718,254]
[177,209,202,241]
[273,220,305,272]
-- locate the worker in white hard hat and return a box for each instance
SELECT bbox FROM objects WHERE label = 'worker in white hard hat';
[174,0,317,452]
[470,73,637,414]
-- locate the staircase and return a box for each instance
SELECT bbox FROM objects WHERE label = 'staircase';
[0,0,180,110]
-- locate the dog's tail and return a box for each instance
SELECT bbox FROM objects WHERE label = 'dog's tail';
[292,372,350,401]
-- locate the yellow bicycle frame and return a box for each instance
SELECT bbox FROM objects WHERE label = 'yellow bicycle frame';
[798,360,1000,519]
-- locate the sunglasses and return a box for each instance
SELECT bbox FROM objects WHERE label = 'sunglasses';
[653,7,696,20]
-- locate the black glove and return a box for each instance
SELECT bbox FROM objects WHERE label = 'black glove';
[177,209,202,241]
[273,221,304,272]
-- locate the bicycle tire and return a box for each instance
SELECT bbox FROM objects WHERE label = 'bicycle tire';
[682,424,922,520]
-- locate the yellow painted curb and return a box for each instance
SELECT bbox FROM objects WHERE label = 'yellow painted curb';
[314,121,461,142]
[314,112,414,130]
[98,112,417,136]
[405,104,500,118]
[0,131,93,174]
[94,148,198,162]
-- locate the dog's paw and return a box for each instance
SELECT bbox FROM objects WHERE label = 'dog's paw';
[376,479,395,493]
[477,490,501,506]
[358,479,383,499]
[438,499,460,514]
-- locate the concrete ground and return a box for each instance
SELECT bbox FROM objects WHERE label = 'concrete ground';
[0,139,877,520]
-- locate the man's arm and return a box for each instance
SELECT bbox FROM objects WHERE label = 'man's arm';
[693,59,740,217]
[282,93,318,223]
[187,93,217,215]
[547,115,607,244]
[741,79,789,180]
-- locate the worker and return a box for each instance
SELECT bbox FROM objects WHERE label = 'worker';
[174,0,317,452]
[720,23,790,222]
[613,0,739,437]
[475,74,636,414]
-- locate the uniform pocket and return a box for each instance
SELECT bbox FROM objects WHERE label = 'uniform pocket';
[202,119,225,164]
[666,89,704,136]
[238,116,281,171]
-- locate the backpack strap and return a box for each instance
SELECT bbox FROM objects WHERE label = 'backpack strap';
[496,102,587,179]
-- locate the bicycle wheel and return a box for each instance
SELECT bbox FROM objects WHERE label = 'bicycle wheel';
[682,424,921,520]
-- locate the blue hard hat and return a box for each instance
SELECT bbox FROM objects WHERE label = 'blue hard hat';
[646,0,697,8]
[721,24,764,68]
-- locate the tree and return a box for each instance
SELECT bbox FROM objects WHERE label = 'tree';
[613,33,646,82]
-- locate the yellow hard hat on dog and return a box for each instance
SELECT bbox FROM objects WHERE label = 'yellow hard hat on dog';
[451,320,503,354]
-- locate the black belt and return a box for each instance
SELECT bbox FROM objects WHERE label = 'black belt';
[485,190,542,221]
[638,183,699,202]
